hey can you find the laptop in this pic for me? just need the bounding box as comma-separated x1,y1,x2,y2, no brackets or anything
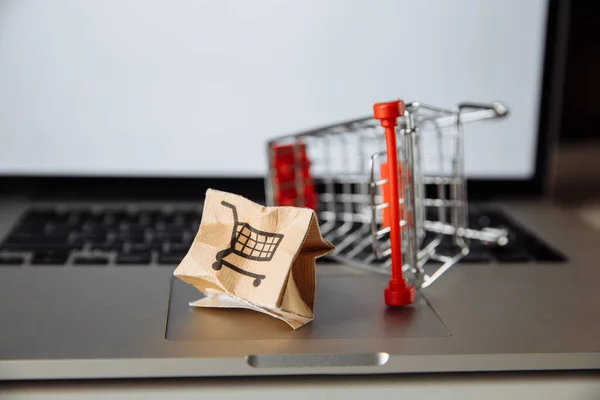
1,0,599,380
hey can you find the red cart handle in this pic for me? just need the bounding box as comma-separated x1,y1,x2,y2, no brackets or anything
373,100,416,307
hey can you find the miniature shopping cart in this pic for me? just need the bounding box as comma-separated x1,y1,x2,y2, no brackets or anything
212,201,284,287
265,99,509,305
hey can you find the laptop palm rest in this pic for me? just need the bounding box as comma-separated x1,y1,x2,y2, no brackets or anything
166,271,450,341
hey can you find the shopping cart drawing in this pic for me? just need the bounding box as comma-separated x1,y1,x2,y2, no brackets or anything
212,201,284,287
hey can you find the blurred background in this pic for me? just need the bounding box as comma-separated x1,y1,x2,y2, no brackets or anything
0,0,546,179
554,0,600,208
0,0,598,208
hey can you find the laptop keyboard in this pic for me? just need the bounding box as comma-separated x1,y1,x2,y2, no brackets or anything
462,208,566,263
0,206,565,266
0,208,201,266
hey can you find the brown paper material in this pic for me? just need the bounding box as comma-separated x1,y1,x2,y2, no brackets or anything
174,189,334,330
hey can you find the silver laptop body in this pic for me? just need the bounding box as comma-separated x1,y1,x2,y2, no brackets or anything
2,0,599,380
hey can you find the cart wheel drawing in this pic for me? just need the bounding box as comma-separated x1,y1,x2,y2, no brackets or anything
211,201,284,288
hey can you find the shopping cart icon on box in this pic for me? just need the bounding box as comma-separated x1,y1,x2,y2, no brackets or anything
212,201,284,287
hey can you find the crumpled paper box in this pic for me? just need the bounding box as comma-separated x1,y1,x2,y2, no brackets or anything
174,189,334,329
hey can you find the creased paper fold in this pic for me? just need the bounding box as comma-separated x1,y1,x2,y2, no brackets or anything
174,189,334,329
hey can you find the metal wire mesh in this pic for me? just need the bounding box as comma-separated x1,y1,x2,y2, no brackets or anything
266,101,509,288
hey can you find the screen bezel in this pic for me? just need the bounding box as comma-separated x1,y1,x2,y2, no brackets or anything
0,0,565,201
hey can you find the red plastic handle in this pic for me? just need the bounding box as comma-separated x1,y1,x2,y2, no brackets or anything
373,100,415,307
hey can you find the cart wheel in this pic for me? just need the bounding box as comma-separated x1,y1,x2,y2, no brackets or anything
253,278,261,287
212,261,222,271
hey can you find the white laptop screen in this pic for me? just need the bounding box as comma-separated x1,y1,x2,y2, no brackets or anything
0,0,548,179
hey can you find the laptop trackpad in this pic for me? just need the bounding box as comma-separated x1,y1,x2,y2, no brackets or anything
166,271,450,340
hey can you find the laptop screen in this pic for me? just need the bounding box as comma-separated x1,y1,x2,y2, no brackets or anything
0,0,548,179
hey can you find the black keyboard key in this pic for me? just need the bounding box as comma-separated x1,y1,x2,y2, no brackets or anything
167,243,191,254
80,233,109,244
158,253,186,265
116,232,146,243
117,218,150,232
162,211,184,225
116,253,152,265
99,239,126,252
72,256,109,266
185,210,202,219
31,251,69,265
45,224,71,237
45,232,71,242
108,210,131,222
3,231,76,245
80,210,106,223
188,222,201,231
62,210,83,226
0,242,81,252
51,211,72,223
118,222,147,232
2,233,42,244
154,231,185,242
80,222,109,234
0,255,25,265
11,225,46,236
123,243,153,254
136,210,162,226
139,238,166,251
185,211,202,229
98,215,114,228
90,242,121,252
20,210,57,225
129,235,152,244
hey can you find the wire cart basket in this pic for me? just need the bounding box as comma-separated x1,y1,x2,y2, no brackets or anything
212,201,284,287
265,99,510,305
